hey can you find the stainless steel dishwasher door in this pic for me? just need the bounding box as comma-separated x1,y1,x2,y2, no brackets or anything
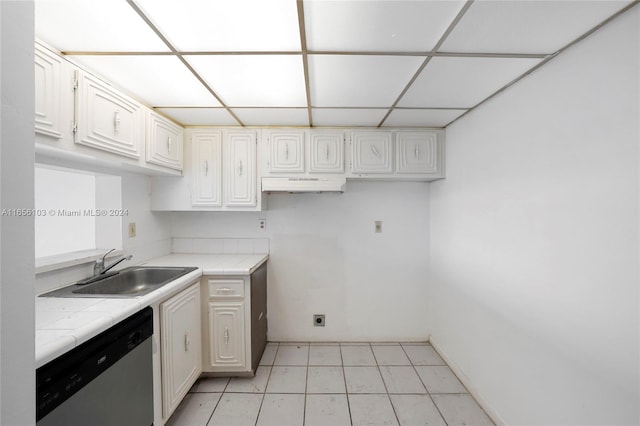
37,338,153,426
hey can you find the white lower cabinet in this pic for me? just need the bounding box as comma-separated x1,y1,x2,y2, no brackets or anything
160,283,202,419
208,302,245,367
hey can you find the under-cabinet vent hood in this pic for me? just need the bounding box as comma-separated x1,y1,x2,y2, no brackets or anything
262,177,346,193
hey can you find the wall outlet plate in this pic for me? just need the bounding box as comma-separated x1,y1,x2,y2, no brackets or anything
313,314,325,327
259,218,266,230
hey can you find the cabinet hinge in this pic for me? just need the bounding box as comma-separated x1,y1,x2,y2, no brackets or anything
72,70,79,91
72,123,77,134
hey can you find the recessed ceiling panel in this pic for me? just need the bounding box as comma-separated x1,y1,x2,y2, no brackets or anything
312,109,388,127
35,0,168,51
309,55,425,107
232,108,309,126
186,55,307,107
399,56,541,108
383,109,467,127
155,108,239,126
69,55,221,107
440,0,632,53
304,0,466,52
135,0,301,51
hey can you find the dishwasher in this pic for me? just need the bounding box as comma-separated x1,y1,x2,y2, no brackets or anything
36,307,154,426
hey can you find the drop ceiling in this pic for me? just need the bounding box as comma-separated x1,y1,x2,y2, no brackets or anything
35,0,636,128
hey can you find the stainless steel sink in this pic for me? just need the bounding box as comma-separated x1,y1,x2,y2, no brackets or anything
40,266,198,298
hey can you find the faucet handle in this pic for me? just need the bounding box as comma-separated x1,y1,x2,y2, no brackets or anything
99,248,116,263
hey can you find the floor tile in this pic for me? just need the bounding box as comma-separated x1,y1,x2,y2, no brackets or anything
398,342,431,346
167,393,221,426
401,345,446,366
380,366,427,394
190,377,229,393
305,394,351,426
415,366,467,393
349,394,399,426
371,342,400,346
256,394,305,426
431,394,494,425
265,366,307,393
390,394,446,426
226,366,271,393
309,345,342,366
339,341,370,346
341,345,377,366
344,367,387,394
307,366,346,393
207,393,262,426
259,344,278,366
274,344,309,366
372,345,411,365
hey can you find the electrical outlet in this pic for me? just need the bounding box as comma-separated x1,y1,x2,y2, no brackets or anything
128,222,136,238
313,314,325,327
375,220,382,233
259,218,266,231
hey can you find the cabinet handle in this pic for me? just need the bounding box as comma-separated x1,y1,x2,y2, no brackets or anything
167,137,172,153
238,160,243,176
414,145,420,158
370,144,379,158
204,160,209,176
325,144,330,160
284,143,289,160
216,287,233,294
224,328,229,345
184,332,190,351
113,111,121,134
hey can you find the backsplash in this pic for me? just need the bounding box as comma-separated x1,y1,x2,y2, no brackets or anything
172,238,270,255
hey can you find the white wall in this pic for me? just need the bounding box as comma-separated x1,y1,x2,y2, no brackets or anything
0,2,35,424
171,181,430,341
428,8,639,426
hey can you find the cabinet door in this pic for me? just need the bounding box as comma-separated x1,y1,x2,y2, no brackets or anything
161,284,202,419
351,131,393,174
146,110,183,170
396,131,440,174
191,131,222,207
268,130,305,173
208,302,246,368
34,43,64,139
224,130,256,207
309,131,344,173
76,71,142,159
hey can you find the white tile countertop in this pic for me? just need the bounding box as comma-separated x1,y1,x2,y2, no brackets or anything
35,253,268,368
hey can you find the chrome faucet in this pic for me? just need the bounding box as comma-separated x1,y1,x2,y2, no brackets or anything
77,249,133,285
94,249,133,275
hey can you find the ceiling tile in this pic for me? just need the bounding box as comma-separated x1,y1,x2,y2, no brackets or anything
309,55,425,107
186,55,307,107
232,108,309,126
304,0,466,52
155,108,239,126
69,55,220,107
135,0,300,51
312,109,388,127
35,0,168,51
440,0,632,53
383,109,467,127
399,56,542,108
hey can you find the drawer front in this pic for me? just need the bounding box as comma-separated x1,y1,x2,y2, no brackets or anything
208,279,244,299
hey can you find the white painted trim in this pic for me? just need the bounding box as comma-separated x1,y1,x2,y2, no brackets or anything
429,336,505,426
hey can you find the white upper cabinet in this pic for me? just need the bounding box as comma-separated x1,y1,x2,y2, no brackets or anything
191,130,222,207
267,130,305,173
309,131,344,173
76,70,143,159
350,131,393,174
35,43,66,140
224,130,257,207
396,131,441,174
146,110,183,170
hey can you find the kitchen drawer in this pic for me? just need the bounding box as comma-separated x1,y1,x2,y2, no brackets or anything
208,279,244,299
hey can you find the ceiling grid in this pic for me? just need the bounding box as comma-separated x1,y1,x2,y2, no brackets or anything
33,0,638,128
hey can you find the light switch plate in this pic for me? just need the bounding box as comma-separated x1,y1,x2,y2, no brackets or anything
128,222,136,238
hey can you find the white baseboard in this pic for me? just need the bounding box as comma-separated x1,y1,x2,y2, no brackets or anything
429,336,506,426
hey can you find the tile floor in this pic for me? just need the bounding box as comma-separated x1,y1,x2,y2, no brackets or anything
167,342,494,426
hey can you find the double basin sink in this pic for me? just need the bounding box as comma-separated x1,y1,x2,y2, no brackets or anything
40,266,198,298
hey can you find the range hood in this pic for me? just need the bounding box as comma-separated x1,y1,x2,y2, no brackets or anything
261,177,346,193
